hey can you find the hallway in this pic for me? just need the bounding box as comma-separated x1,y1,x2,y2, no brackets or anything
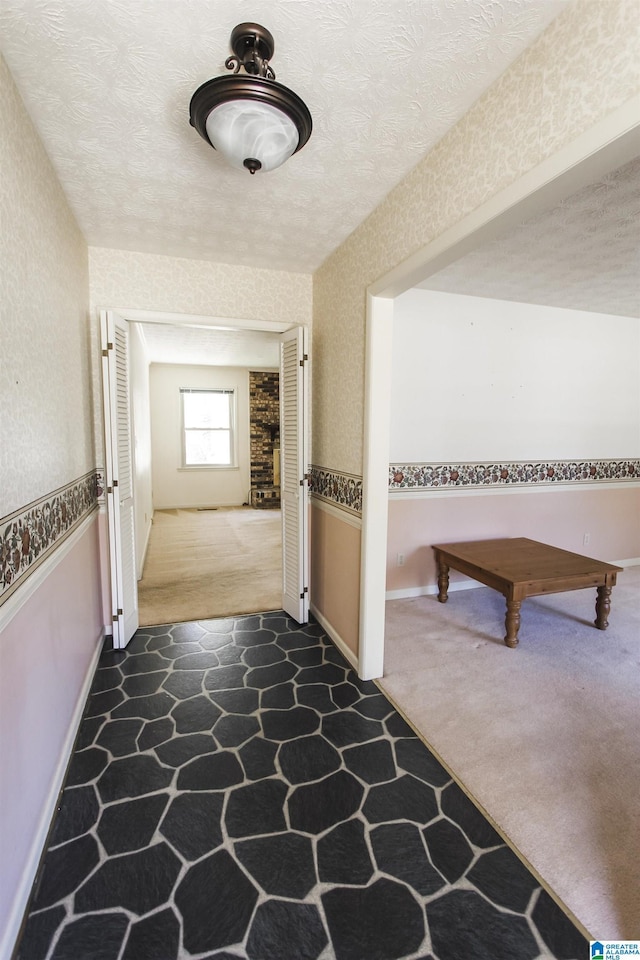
16,614,587,960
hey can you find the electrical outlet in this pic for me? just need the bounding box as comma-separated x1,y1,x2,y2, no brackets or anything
583,533,590,546
397,553,405,567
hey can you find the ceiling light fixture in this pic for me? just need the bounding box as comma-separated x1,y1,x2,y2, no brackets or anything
189,22,312,175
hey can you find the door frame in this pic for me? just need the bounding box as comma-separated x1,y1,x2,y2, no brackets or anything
114,309,292,336
360,100,640,680
100,308,306,635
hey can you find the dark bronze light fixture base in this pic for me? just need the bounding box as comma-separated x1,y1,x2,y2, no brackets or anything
229,23,275,70
189,22,312,173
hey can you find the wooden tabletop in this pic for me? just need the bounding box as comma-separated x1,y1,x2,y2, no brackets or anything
432,538,622,587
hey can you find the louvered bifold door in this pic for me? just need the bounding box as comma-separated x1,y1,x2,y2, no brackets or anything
101,310,139,648
280,326,309,623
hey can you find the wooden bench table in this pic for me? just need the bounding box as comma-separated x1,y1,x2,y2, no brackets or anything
432,538,622,648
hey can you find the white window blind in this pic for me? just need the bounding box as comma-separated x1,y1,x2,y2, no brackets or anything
180,388,235,467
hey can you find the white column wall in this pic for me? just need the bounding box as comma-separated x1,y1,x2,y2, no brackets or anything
129,324,153,576
390,289,640,463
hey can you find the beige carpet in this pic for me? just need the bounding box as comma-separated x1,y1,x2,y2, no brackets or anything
381,565,640,941
138,507,282,626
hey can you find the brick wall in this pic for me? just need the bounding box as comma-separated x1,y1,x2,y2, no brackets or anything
249,372,279,505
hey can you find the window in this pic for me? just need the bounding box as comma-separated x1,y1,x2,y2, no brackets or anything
181,388,235,467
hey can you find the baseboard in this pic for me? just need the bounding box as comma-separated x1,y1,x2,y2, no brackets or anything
1,629,105,960
310,604,359,674
386,579,481,601
153,502,246,511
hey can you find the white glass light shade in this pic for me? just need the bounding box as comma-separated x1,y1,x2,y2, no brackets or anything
205,100,299,172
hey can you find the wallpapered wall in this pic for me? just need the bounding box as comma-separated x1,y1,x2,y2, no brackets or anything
88,247,313,475
0,55,104,959
0,53,93,519
312,0,640,477
89,247,312,326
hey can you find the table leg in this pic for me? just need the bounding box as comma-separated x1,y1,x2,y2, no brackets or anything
436,555,449,603
504,600,521,648
595,585,612,630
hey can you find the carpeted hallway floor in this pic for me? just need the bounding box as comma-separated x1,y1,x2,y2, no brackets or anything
15,613,587,960
138,508,282,626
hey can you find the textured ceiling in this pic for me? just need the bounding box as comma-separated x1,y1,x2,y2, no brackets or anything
141,152,640,367
419,154,640,318
0,0,567,273
139,323,279,369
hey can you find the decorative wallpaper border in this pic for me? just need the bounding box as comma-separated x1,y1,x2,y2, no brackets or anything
310,466,363,516
389,460,640,491
1,471,101,605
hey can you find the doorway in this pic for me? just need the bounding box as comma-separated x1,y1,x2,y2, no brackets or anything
359,110,640,680
132,320,281,626
102,311,309,644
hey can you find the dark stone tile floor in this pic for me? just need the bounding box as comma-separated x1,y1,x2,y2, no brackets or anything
15,613,588,960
